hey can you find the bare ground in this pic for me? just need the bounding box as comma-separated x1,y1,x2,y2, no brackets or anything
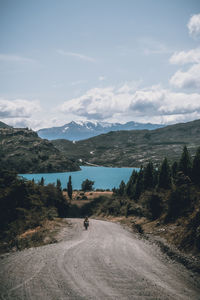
1,218,200,300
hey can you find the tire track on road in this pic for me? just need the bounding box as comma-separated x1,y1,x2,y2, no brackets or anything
0,219,200,300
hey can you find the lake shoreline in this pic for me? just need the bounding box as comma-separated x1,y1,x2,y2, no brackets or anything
20,166,138,190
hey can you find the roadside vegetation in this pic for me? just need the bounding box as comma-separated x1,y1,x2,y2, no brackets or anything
0,170,106,253
82,146,200,254
0,170,69,253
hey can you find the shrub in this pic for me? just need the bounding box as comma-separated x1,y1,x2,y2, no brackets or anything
81,179,94,191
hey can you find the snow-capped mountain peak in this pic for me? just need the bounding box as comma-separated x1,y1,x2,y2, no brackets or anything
37,120,165,141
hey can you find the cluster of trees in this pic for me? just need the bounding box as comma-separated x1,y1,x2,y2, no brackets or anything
0,170,69,243
114,146,200,221
66,177,95,199
81,179,94,192
0,169,96,250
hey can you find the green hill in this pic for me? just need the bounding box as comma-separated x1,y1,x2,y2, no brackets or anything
52,119,200,167
0,121,12,128
0,127,80,173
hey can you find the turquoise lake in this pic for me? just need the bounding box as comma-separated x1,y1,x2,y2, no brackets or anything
20,166,138,190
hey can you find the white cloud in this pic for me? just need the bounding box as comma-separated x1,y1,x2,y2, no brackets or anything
169,48,200,65
58,84,200,124
0,115,70,131
188,14,200,38
0,99,41,118
60,87,120,120
117,80,143,93
139,37,173,55
170,64,200,89
99,76,106,81
57,49,96,63
169,14,200,90
0,53,36,63
1,118,39,129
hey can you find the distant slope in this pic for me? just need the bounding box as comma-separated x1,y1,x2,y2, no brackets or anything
0,127,80,173
37,120,165,141
0,121,12,128
52,119,200,167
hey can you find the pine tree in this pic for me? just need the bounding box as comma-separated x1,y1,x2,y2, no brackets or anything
192,147,200,185
56,179,62,191
40,177,44,186
134,167,144,200
147,194,163,220
126,170,138,198
118,180,126,196
171,161,178,179
143,162,154,190
67,176,73,199
179,146,192,177
153,168,159,187
158,158,171,189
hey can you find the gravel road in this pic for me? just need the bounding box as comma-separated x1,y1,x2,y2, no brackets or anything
1,219,200,300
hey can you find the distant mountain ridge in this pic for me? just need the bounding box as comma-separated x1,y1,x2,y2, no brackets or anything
52,118,200,167
37,121,165,140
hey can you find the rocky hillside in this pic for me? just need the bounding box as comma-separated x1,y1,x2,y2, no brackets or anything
0,127,80,173
52,119,200,167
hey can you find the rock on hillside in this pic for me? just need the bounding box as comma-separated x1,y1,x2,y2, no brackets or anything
0,127,80,173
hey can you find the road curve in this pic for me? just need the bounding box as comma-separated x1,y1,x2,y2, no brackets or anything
0,219,200,300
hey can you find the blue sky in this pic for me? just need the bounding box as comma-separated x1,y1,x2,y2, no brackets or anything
1,0,200,129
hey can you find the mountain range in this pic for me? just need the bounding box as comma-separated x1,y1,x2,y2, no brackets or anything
52,118,200,167
37,121,165,141
1,118,200,171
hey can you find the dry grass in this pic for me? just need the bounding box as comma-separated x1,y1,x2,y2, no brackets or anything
18,226,41,239
0,219,72,254
63,191,113,208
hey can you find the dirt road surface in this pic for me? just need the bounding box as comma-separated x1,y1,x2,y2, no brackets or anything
1,219,200,300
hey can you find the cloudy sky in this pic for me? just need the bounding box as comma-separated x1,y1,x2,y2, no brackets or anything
1,0,200,129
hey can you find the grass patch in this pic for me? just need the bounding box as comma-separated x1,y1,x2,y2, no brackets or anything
0,218,71,254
